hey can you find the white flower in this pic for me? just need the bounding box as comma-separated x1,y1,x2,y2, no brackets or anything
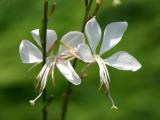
77,17,142,109
19,29,85,105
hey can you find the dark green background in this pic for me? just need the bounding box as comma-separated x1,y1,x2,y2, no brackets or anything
0,0,160,120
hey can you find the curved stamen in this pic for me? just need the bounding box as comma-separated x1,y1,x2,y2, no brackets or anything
95,55,117,109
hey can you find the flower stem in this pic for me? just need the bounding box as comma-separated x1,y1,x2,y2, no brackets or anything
81,0,93,32
40,0,48,120
61,82,72,120
60,1,94,120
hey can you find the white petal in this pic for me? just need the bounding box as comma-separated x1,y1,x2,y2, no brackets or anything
77,43,94,63
19,40,42,63
31,29,57,51
56,60,81,85
46,29,57,52
31,29,41,47
104,51,142,71
99,22,128,55
85,17,102,53
59,31,85,54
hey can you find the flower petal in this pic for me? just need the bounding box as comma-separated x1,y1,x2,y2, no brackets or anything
31,29,41,47
104,51,142,71
46,29,57,52
19,40,42,63
31,29,57,51
85,17,102,53
56,60,81,85
77,43,94,63
99,22,128,55
59,31,85,54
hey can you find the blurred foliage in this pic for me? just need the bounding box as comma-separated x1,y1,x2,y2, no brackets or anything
0,0,160,120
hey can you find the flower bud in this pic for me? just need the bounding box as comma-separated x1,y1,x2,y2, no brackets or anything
96,0,102,5
49,2,56,17
113,0,122,6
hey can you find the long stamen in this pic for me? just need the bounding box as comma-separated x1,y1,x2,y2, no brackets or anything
95,55,117,110
33,60,52,105
29,92,43,106
36,63,48,91
51,60,56,87
27,62,41,73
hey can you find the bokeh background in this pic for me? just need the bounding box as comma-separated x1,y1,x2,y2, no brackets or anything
0,0,160,120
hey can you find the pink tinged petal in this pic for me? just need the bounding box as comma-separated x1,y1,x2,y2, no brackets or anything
59,31,85,54
85,17,102,53
31,29,57,51
56,60,81,85
104,51,142,71
99,22,128,55
77,43,94,63
19,40,42,64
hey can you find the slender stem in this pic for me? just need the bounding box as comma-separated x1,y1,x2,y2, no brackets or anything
81,0,93,32
40,0,48,120
60,1,94,120
61,83,72,120
60,59,77,120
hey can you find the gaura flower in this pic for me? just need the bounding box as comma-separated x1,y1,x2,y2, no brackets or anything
19,29,85,105
19,29,57,64
77,17,142,109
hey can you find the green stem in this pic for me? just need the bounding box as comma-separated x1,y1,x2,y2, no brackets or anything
40,0,48,120
81,0,93,32
60,1,94,120
61,82,72,120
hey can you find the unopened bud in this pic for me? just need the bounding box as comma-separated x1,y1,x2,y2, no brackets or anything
113,0,122,6
96,0,102,5
49,2,56,17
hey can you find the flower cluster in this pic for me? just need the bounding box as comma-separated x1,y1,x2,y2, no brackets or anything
19,17,142,108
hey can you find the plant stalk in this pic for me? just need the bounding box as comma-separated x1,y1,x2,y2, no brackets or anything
60,1,94,120
40,0,48,120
